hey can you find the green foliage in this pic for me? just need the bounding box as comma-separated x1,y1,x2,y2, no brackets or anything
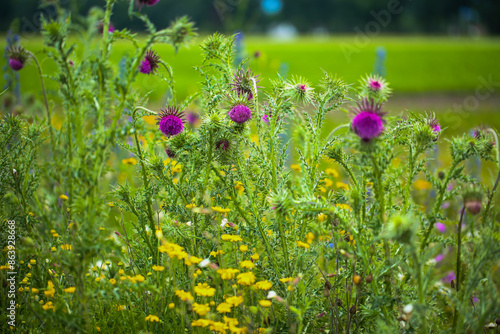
1,1,499,333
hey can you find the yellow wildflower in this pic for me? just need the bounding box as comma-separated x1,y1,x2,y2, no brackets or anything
414,179,432,190
336,203,352,211
145,315,160,322
280,277,294,283
259,300,272,307
109,278,117,285
152,265,165,272
216,302,233,313
221,234,243,243
212,206,231,214
60,244,72,251
296,241,310,249
217,268,240,280
193,303,210,316
194,283,215,297
175,289,194,301
323,178,334,187
290,164,301,172
239,245,249,252
250,253,259,261
336,182,349,190
42,301,55,311
255,280,273,290
186,203,196,209
122,157,137,165
31,288,39,294
236,272,256,286
168,303,175,309
225,295,244,307
192,319,213,327
234,182,245,195
210,321,229,333
318,213,327,222
64,287,76,293
239,260,255,269
325,168,339,177
59,194,69,200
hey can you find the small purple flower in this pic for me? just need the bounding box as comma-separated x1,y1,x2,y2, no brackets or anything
186,112,199,125
228,104,252,124
443,271,456,283
108,24,116,33
435,222,446,233
434,254,445,262
139,49,161,75
351,99,386,142
441,202,450,209
254,51,261,58
156,106,185,137
262,114,270,124
472,296,479,305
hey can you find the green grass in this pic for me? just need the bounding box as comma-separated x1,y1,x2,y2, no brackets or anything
1,35,500,103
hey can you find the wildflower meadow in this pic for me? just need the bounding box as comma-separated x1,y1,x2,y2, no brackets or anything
1,0,500,333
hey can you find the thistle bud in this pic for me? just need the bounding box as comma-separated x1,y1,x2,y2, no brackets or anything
495,317,500,326
336,298,342,306
365,273,373,283
464,188,483,216
450,279,456,289
438,171,445,180
7,46,28,71
350,305,357,315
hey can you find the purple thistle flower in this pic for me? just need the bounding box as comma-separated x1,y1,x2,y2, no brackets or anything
368,78,383,91
350,99,386,142
156,106,185,137
472,296,479,304
228,104,252,124
139,49,161,75
435,222,446,233
135,0,159,9
7,46,28,71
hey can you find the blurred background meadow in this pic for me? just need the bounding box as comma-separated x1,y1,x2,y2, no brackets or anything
1,0,500,184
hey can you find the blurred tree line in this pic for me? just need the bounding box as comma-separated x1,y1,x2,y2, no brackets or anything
1,0,499,35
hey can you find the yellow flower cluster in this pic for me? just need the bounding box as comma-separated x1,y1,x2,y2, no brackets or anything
152,265,165,272
210,250,225,257
158,242,188,260
306,232,315,244
42,301,55,311
60,244,72,251
279,277,294,283
212,206,231,214
185,256,202,266
296,241,310,249
340,230,356,245
221,234,243,243
145,315,160,322
254,280,272,290
44,281,55,298
336,203,352,211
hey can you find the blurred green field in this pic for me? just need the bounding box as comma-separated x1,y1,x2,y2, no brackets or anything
2,35,500,100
